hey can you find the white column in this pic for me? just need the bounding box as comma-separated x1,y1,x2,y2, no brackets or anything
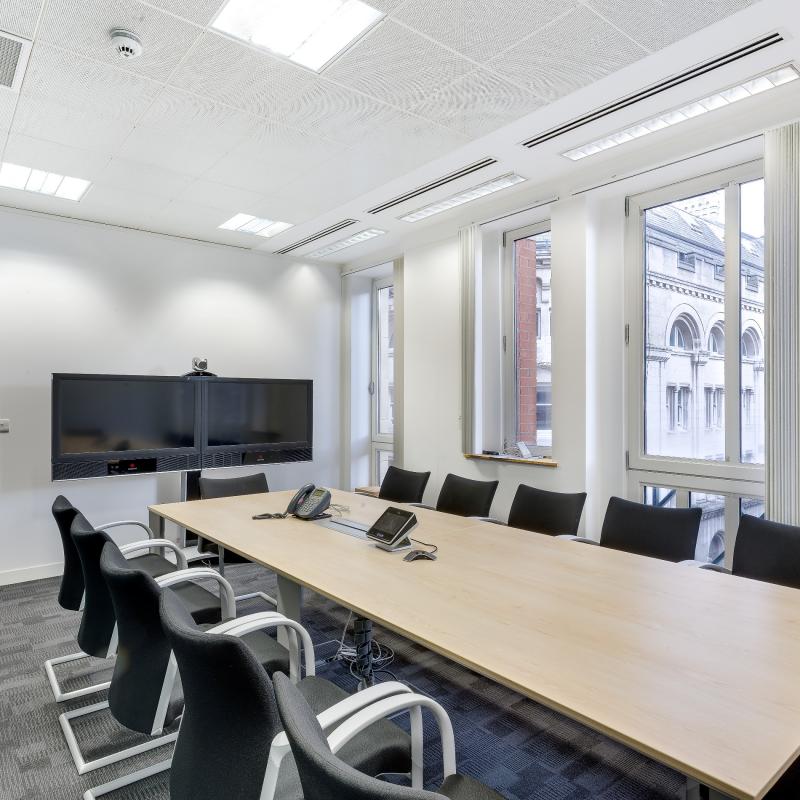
765,123,800,523
459,224,480,455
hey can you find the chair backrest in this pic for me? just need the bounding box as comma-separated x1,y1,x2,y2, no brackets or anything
507,484,587,536
273,672,440,800
435,474,499,518
198,472,269,499
159,589,282,800
600,496,701,563
100,541,174,734
71,513,117,658
378,466,431,504
52,495,83,611
732,515,800,589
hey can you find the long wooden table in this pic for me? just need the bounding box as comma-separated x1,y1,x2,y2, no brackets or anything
149,489,800,800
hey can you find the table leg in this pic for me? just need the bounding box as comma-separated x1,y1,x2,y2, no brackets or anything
684,779,732,800
353,616,374,690
217,546,226,578
277,575,303,668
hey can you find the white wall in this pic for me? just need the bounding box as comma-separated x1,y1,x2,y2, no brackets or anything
0,207,341,584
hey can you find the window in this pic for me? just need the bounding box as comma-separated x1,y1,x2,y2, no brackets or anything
705,387,723,429
503,223,552,456
669,317,695,350
371,279,394,483
708,323,724,355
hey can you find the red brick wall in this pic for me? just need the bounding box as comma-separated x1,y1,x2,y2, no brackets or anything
515,238,538,445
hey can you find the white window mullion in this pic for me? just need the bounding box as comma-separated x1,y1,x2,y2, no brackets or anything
723,181,741,465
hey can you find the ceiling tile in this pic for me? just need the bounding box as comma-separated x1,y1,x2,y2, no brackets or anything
155,198,261,245
22,43,162,120
411,68,544,138
586,0,757,52
0,91,17,131
117,126,231,176
75,183,173,227
98,157,194,199
203,122,344,194
325,19,473,110
367,0,408,12
12,95,136,153
3,131,111,177
0,0,43,39
487,5,648,101
175,178,265,213
142,0,224,26
169,32,315,119
393,0,578,64
37,0,203,83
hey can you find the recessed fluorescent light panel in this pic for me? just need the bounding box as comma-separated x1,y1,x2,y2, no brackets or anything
219,213,294,238
399,173,526,223
212,0,384,72
563,65,800,161
0,162,91,200
308,228,385,258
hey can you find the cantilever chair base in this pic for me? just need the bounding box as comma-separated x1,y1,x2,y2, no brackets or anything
82,757,172,800
45,651,112,703
60,700,178,776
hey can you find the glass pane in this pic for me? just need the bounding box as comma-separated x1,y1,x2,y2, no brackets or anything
376,285,394,437
690,492,726,564
376,448,393,484
642,485,677,507
514,230,551,449
644,189,726,460
740,496,765,519
740,179,765,464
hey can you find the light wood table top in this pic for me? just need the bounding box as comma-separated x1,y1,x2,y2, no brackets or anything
150,489,800,800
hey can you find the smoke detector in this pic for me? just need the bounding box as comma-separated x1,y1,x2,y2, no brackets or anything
110,29,143,59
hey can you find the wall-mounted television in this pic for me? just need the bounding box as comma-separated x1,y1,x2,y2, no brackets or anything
51,373,313,480
202,378,313,468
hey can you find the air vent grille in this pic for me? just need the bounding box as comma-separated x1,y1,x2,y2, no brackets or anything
367,158,498,215
0,32,31,92
522,32,784,149
275,219,359,255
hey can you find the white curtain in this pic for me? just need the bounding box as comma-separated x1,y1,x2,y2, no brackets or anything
765,123,800,523
459,224,481,455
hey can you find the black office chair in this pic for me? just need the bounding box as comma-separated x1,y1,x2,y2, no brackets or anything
414,473,499,518
273,671,506,800
45,501,188,703
505,484,587,535
195,472,277,607
563,496,701,563
378,466,431,504
159,589,413,800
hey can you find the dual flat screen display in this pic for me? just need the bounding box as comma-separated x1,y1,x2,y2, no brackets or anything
52,375,312,460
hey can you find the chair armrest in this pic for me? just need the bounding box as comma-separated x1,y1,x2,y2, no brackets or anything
471,517,506,525
156,568,236,621
557,535,600,545
315,681,413,732
97,520,155,539
206,611,315,682
408,503,435,510
327,693,457,789
118,539,188,570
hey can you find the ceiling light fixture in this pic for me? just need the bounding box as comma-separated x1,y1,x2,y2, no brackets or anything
219,213,294,238
562,65,799,161
0,162,91,200
399,173,527,223
308,228,386,258
212,0,384,72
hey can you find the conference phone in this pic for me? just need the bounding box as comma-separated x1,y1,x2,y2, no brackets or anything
253,484,332,521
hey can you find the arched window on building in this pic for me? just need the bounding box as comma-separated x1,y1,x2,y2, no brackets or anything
669,315,696,351
708,323,725,355
741,327,761,359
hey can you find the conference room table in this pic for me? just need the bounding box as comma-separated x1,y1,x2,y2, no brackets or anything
148,489,800,800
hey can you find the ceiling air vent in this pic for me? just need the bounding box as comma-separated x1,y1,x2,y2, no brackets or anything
274,219,359,255
521,32,784,149
367,157,498,215
0,31,32,92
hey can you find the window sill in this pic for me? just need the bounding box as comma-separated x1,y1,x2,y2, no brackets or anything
464,453,558,468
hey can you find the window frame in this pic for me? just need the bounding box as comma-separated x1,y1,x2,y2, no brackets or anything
625,162,765,485
370,276,394,482
501,220,553,457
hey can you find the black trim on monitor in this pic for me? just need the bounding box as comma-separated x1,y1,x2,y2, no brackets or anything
200,377,313,468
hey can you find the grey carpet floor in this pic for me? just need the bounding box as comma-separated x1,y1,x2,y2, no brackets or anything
0,564,685,799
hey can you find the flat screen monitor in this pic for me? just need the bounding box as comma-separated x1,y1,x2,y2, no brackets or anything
52,374,201,479
204,378,313,459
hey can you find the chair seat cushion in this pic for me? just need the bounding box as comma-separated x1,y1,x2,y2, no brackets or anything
171,582,222,625
440,774,505,800
128,552,177,579
239,630,290,676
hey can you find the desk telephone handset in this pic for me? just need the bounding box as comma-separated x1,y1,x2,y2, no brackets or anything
286,484,331,520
